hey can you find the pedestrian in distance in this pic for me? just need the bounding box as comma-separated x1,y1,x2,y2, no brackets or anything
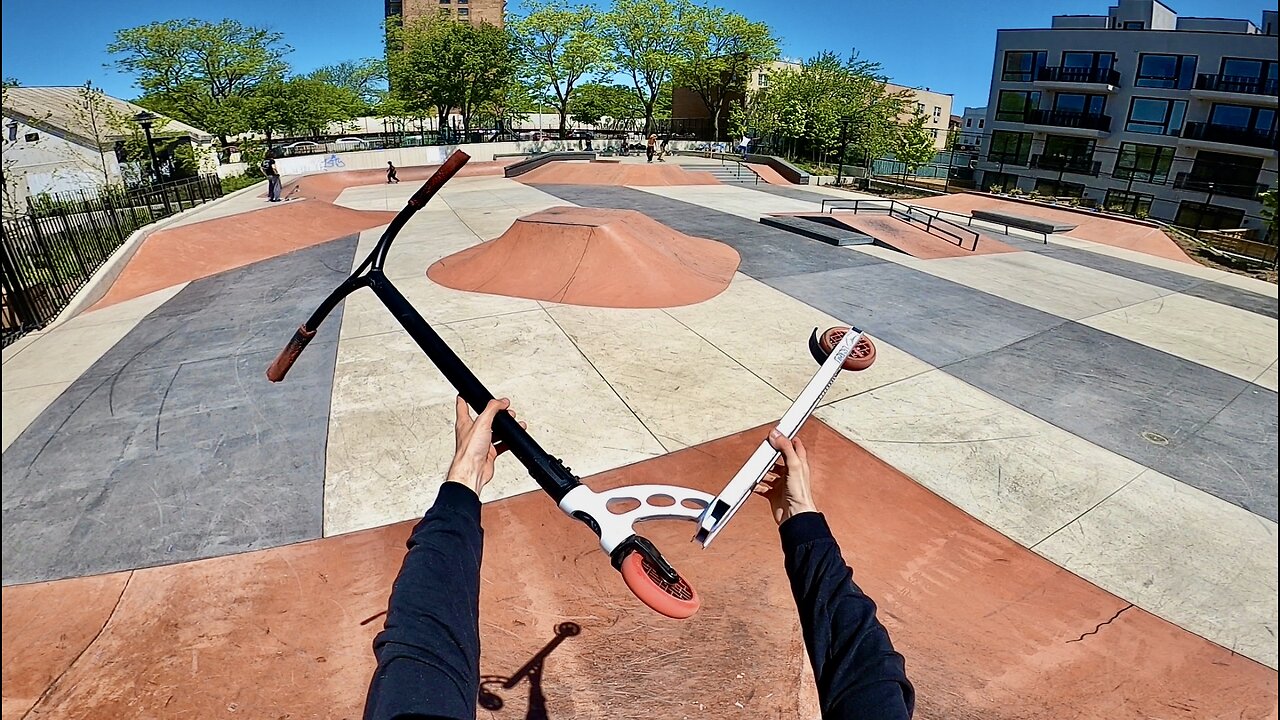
646,134,658,163
264,156,282,202
362,398,915,720
387,162,400,184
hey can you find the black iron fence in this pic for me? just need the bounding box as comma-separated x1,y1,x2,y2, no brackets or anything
2,175,223,346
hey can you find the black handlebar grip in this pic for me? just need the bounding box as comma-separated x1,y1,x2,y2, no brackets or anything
266,325,317,382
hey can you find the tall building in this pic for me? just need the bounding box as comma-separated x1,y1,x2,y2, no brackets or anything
977,0,1277,232
385,0,506,27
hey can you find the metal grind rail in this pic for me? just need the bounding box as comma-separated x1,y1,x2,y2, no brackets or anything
820,198,981,251
820,198,1050,245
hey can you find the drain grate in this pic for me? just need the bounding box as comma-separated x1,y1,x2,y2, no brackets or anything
1141,431,1169,445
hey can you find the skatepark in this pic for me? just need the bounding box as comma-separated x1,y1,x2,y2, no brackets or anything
2,153,1277,718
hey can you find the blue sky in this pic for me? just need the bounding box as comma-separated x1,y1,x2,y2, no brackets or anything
1,0,1267,110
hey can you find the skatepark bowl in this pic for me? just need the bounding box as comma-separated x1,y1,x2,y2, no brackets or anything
2,154,1277,719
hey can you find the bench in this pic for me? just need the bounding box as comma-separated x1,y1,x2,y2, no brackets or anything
971,209,1076,234
503,151,597,178
760,216,875,247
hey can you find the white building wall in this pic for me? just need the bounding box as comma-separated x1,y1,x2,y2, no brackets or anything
2,115,123,210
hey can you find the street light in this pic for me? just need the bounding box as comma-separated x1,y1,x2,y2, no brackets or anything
133,110,161,183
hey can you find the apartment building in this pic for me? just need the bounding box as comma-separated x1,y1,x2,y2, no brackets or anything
957,106,987,150
977,0,1277,232
386,0,506,26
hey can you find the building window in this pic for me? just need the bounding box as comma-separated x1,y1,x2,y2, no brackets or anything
1123,21,1145,29
983,171,1019,191
1174,201,1245,230
1053,93,1106,115
24,132,38,142
1135,54,1197,89
1114,142,1176,183
1209,103,1276,132
1061,51,1115,72
975,137,982,146
978,119,984,128
458,7,469,14
1125,97,1187,135
1220,57,1273,81
996,90,1040,121
1103,190,1154,216
1042,135,1096,160
987,130,1033,165
933,106,942,120
1003,50,1047,82
1033,178,1085,197
965,118,972,128
758,73,768,87
1184,150,1265,198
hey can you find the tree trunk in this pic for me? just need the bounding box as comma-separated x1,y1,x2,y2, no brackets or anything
558,102,569,140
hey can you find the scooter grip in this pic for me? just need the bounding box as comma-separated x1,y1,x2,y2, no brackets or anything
266,325,317,382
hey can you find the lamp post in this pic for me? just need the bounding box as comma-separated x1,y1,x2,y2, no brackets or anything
133,111,160,183
834,117,852,187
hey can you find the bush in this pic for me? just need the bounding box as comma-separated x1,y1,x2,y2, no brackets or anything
221,174,264,194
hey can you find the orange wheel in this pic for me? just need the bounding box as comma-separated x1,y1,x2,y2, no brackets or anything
619,552,700,619
819,327,876,371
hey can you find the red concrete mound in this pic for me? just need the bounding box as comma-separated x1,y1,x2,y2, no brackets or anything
746,162,791,185
515,161,720,186
275,160,510,204
3,422,1275,719
90,201,397,311
914,192,1196,264
427,206,740,308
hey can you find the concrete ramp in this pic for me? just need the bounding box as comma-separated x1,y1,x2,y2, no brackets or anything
516,162,720,186
427,206,739,308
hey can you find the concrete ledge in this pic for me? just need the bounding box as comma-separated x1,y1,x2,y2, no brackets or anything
673,150,810,185
972,209,1077,234
760,215,875,247
503,151,597,178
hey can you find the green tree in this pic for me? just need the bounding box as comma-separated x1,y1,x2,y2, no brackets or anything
673,5,778,141
307,58,387,109
736,51,909,166
387,16,518,137
510,1,611,138
237,76,362,142
602,0,693,135
107,19,291,142
568,82,643,126
1260,188,1278,245
892,109,937,178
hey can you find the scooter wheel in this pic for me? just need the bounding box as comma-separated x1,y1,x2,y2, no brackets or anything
619,552,700,619
819,327,876,371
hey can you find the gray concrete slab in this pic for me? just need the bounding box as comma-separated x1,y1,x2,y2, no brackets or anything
1,236,358,584
766,264,1069,367
949,322,1277,521
531,184,884,278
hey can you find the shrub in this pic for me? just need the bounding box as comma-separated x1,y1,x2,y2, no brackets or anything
221,174,264,194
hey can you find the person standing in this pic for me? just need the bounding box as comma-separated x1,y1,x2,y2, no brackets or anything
387,161,400,184
646,134,658,163
658,134,670,162
265,156,282,202
738,134,753,160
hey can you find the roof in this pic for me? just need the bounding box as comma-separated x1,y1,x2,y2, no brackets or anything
2,86,213,147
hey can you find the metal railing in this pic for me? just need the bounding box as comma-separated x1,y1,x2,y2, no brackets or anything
1036,66,1122,86
1024,109,1112,132
818,198,982,251
819,197,1051,245
1029,153,1102,176
1194,74,1280,97
719,155,761,185
2,175,223,346
1180,122,1278,149
1172,172,1267,200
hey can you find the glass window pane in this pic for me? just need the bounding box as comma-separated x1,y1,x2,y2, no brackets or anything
1055,94,1085,113
1063,52,1093,68
1222,58,1263,78
1167,101,1185,132
1130,99,1167,122
1211,104,1252,127
1256,108,1276,131
1140,55,1175,77
1177,56,1197,89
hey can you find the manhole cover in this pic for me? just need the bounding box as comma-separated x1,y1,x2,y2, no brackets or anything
1141,431,1169,445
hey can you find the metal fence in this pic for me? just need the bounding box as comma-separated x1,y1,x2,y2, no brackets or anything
2,175,223,347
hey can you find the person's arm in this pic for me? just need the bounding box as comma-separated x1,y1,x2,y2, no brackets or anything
364,398,522,720
756,431,914,719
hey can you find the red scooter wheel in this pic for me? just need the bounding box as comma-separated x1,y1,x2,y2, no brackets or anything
819,327,876,371
619,552,701,619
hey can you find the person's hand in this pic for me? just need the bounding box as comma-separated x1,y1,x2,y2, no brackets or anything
754,429,818,526
445,397,523,496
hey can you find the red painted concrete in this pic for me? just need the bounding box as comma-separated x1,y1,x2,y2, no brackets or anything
3,422,1274,719
516,162,721,186
772,212,1018,259
275,161,510,204
428,206,740,308
90,201,397,311
914,193,1196,264
746,162,791,185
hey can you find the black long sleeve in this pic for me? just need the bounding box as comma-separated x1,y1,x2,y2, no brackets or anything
364,482,484,720
781,512,914,719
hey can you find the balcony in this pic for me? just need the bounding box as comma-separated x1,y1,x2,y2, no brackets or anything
1029,153,1102,176
982,153,1029,168
1022,109,1112,137
1035,66,1121,91
1192,74,1279,107
1173,172,1267,200
1179,122,1278,157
